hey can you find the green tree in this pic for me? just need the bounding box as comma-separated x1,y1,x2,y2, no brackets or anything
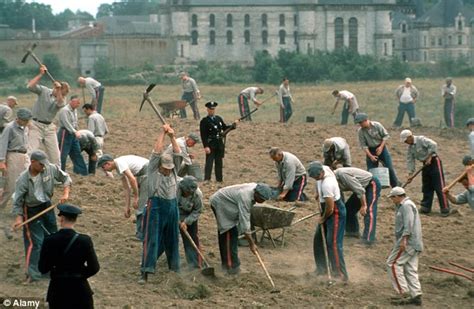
42,54,63,79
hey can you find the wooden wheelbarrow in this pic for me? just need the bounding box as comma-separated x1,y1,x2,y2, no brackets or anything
429,262,473,282
158,100,188,118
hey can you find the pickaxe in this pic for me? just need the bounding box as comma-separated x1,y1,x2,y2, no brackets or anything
21,43,56,82
139,84,167,124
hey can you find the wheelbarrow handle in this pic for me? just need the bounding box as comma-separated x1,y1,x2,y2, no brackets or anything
429,265,474,282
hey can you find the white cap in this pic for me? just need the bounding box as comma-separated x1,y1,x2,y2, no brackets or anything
388,186,406,197
400,129,413,142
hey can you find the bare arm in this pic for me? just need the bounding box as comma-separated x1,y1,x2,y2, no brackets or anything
320,196,335,223
27,65,46,89
121,175,132,218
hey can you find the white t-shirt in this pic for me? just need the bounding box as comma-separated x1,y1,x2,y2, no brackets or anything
317,166,341,203
114,155,149,176
400,87,413,103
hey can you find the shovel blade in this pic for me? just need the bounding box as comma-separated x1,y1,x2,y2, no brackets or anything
201,266,215,277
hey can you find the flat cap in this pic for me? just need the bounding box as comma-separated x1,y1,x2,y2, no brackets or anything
160,154,175,170
7,96,18,104
322,139,334,152
97,154,114,168
354,113,368,123
188,132,201,143
179,175,198,192
462,155,473,166
205,101,218,109
387,186,406,197
400,129,413,142
16,108,32,120
30,150,49,165
307,161,324,178
254,183,272,201
57,204,82,218
466,118,474,126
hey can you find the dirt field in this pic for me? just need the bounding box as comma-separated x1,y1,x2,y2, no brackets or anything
0,81,473,308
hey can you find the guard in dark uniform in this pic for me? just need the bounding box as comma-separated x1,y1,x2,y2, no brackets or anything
39,204,100,309
199,102,236,182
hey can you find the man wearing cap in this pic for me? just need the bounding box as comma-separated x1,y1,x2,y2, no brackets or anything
238,87,264,121
165,132,200,177
27,65,69,167
467,118,474,156
210,182,272,274
307,161,348,281
199,101,237,182
177,176,203,269
78,76,105,113
57,95,88,176
77,129,99,175
269,147,307,201
335,167,381,244
0,96,18,134
12,150,72,283
331,89,360,125
82,103,109,157
401,129,450,216
356,113,400,188
386,187,423,306
394,77,419,128
39,204,100,309
179,72,201,120
322,137,352,169
140,124,181,283
441,78,457,128
278,78,294,123
97,154,149,240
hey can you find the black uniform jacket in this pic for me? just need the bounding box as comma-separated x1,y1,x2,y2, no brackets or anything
200,115,234,155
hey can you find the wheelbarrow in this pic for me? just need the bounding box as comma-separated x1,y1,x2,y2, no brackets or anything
250,204,296,248
158,100,188,118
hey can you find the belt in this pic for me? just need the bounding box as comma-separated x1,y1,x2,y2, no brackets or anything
33,118,52,125
8,149,27,154
95,135,103,137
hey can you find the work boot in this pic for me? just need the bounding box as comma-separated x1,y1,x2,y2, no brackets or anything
419,206,430,214
138,272,148,284
440,209,451,217
391,295,422,306
345,232,360,238
227,267,240,275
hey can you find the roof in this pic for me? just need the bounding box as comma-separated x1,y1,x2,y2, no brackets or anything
98,16,161,35
391,10,415,30
417,0,474,27
187,0,396,5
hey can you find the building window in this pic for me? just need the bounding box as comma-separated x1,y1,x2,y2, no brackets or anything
244,14,250,27
431,37,435,46
458,35,462,45
294,31,298,44
402,37,407,49
262,30,268,44
402,52,406,61
458,20,463,30
262,14,267,27
424,51,427,62
423,36,427,47
227,14,233,27
191,30,198,45
209,30,215,45
401,23,406,33
335,17,344,49
438,38,442,46
244,30,250,44
349,17,358,52
209,14,215,27
279,14,285,26
279,30,286,44
294,14,298,27
384,42,388,56
448,35,452,45
227,30,233,44
180,44,183,57
192,14,198,28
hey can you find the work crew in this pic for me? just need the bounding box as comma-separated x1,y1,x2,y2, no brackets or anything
443,168,473,211
237,87,263,121
140,124,181,283
400,129,450,216
335,167,381,245
97,154,149,240
210,182,272,275
57,95,88,176
199,101,237,183
441,77,457,128
386,187,423,306
0,96,17,133
177,176,203,269
331,89,360,125
269,147,307,201
77,129,99,175
12,150,71,283
308,161,348,281
179,71,201,120
82,103,109,157
27,64,69,166
78,76,105,113
278,78,294,123
356,113,400,188
393,77,419,128
165,132,200,177
39,204,100,309
467,118,474,156
322,137,352,169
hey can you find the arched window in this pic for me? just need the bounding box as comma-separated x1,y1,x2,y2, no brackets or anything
294,14,298,26
458,20,463,30
262,30,268,44
209,30,215,45
279,30,286,44
279,14,285,26
401,23,406,33
244,14,250,27
227,14,233,27
244,30,250,44
191,30,198,45
294,31,298,45
349,17,358,52
192,14,198,28
335,17,344,49
209,14,215,27
262,14,267,27
227,30,233,44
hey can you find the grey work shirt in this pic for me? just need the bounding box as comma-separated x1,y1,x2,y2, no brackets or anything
323,137,352,166
0,121,28,161
441,84,456,100
86,111,109,137
335,167,373,198
58,104,78,134
210,183,257,234
12,164,72,215
84,77,101,99
177,183,203,225
0,104,14,130
182,77,200,94
406,135,437,174
28,85,66,122
453,186,474,210
395,85,419,101
147,151,178,199
240,87,259,102
276,151,306,191
278,83,293,106
358,121,389,149
394,197,423,252
77,130,99,153
165,137,192,167
336,90,359,113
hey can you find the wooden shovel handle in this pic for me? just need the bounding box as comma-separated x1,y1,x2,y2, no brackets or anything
181,228,210,267
444,170,467,191
254,249,276,289
14,203,57,230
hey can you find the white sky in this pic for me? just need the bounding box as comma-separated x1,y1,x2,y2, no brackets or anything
26,1,115,17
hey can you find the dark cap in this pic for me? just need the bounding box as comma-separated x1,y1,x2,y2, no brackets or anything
30,150,49,165
188,132,201,143
57,203,82,218
205,101,218,109
354,113,368,123
462,155,473,166
307,161,324,178
97,154,114,168
254,183,272,201
16,108,32,120
466,118,474,127
179,176,198,193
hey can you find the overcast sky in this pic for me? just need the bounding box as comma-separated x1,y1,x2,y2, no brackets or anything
26,0,114,16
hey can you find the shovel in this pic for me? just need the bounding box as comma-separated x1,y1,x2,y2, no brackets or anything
181,229,215,277
254,249,280,293
402,166,424,188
